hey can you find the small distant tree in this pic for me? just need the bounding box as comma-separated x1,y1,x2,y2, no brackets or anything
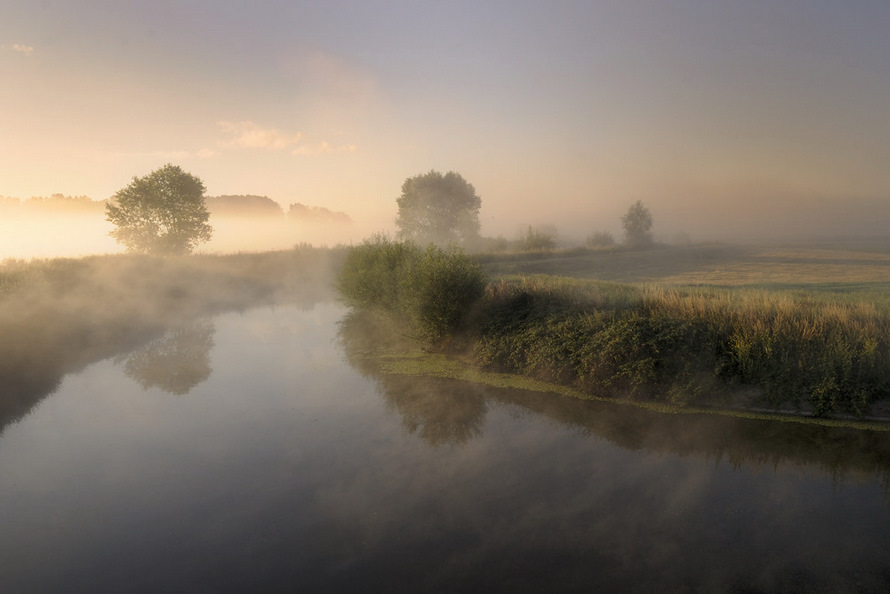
518,225,557,251
621,200,653,248
395,170,481,246
106,164,212,255
586,230,615,248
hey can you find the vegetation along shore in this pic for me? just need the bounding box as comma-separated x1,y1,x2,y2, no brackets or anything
338,237,890,421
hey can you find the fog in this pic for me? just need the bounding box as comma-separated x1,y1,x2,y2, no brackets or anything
2,192,890,261
0,211,372,260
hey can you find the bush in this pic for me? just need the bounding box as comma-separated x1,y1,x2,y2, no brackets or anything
337,235,419,311
337,237,486,342
517,225,557,251
586,231,615,248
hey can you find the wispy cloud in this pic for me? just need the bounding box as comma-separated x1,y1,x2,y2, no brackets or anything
217,120,357,155
292,142,358,156
218,121,303,150
102,148,218,162
11,44,35,57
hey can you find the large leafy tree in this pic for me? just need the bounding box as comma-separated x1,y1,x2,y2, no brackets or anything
395,170,481,246
106,164,213,255
621,200,653,248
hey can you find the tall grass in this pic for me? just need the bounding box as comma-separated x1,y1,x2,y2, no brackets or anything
473,276,890,415
643,285,890,414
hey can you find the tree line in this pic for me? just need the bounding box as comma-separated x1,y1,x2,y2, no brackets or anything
103,163,654,255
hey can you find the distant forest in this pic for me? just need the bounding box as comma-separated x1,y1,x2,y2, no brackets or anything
0,193,351,224
0,194,104,214
207,195,351,224
287,202,352,224
206,195,285,217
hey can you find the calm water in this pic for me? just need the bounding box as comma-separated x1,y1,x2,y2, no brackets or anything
2,303,890,592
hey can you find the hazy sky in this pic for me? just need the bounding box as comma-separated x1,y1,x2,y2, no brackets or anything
3,0,890,240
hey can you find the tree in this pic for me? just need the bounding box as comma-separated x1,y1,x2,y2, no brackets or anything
621,200,653,248
518,224,557,251
395,170,481,246
105,164,213,255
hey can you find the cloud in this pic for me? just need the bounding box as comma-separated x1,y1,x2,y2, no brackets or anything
218,121,303,150
102,148,218,162
11,44,34,57
292,142,358,156
216,120,356,155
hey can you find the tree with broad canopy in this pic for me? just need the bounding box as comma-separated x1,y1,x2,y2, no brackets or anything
395,170,481,247
105,164,213,255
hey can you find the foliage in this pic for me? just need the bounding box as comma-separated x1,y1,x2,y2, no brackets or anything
395,170,481,247
517,225,557,251
586,230,615,248
337,234,419,311
105,164,213,255
337,236,486,342
621,200,653,248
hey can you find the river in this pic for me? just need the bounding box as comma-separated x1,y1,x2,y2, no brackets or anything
1,302,889,592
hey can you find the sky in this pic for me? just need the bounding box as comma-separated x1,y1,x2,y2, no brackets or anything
2,0,890,244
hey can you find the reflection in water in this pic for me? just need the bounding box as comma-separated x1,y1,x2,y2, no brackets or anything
339,310,890,487
121,321,215,395
2,304,890,592
383,376,487,446
338,310,487,446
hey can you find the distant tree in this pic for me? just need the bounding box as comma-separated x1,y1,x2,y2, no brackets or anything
621,200,653,248
586,230,615,248
518,225,557,251
395,170,481,246
105,164,212,255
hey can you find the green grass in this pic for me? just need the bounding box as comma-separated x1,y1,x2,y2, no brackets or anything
477,243,890,286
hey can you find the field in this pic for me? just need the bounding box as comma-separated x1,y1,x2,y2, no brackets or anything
477,242,890,288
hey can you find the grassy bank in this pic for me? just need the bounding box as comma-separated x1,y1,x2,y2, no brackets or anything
339,239,890,418
474,276,890,416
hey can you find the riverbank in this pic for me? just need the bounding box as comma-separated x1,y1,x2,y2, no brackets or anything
338,239,890,420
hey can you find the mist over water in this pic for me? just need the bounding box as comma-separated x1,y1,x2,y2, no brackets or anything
0,213,372,260
2,303,889,592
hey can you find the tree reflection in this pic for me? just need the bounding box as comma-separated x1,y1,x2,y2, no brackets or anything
123,321,215,395
338,311,487,446
338,310,890,485
382,375,487,446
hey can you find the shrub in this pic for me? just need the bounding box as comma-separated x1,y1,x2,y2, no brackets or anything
404,245,487,341
586,231,615,248
337,235,418,311
337,237,486,343
517,225,557,251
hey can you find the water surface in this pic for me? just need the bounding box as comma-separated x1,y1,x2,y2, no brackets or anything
1,303,889,592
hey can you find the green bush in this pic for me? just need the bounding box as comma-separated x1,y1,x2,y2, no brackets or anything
337,235,419,311
337,237,486,342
